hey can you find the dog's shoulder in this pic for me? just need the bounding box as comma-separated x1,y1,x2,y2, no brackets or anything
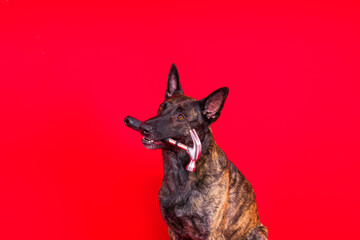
227,160,255,198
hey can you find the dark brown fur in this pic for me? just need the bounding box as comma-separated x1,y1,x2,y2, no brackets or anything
140,64,267,239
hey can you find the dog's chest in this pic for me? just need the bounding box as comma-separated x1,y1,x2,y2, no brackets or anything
158,150,224,238
159,187,210,239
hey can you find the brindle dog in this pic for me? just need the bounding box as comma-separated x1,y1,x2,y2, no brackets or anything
138,64,267,240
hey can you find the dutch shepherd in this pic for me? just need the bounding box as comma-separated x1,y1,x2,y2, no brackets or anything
125,64,268,240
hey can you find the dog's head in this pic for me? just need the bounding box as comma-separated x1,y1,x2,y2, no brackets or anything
140,64,228,150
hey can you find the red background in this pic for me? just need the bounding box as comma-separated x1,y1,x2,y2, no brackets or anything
1,0,359,239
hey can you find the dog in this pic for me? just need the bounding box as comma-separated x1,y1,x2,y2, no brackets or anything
135,64,267,239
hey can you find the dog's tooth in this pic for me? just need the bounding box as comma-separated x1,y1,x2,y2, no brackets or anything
143,137,155,143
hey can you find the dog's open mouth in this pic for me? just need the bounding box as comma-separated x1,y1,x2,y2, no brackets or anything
142,137,165,149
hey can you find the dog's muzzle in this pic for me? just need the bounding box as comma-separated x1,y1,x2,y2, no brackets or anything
124,116,202,172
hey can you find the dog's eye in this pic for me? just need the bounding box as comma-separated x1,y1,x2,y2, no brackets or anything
178,114,184,120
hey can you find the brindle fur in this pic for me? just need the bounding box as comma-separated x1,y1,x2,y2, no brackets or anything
139,64,267,240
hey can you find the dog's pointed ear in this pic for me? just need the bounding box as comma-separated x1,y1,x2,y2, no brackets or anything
200,87,229,124
165,63,183,99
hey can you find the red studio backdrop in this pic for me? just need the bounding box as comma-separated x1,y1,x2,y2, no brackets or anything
0,1,359,239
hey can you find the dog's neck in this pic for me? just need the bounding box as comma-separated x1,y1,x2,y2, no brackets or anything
161,127,228,193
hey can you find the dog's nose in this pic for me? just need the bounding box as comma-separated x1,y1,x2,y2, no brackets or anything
139,123,153,135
